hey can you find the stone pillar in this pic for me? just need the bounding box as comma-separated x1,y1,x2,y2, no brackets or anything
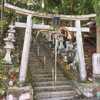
3,24,15,64
19,14,32,83
75,20,87,81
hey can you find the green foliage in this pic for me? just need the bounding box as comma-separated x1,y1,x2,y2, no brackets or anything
0,58,7,81
0,60,4,71
5,0,95,15
6,0,95,15
96,16,100,26
0,6,15,30
32,17,42,24
93,0,100,26
93,0,100,12
0,82,6,96
78,0,94,14
44,0,94,15
0,58,6,96
0,19,7,28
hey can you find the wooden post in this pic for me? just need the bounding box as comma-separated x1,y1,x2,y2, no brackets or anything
75,20,87,80
19,14,32,82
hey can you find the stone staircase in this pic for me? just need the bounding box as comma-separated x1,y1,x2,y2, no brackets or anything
28,39,78,100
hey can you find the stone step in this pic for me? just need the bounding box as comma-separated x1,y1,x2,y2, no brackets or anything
29,65,60,69
32,73,64,78
29,59,53,65
29,61,50,65
36,96,76,100
32,76,67,82
29,50,48,56
29,53,48,56
85,57,91,59
34,85,74,92
34,90,76,99
84,55,89,57
29,64,46,67
29,56,45,59
29,40,79,100
29,59,44,63
29,63,49,67
29,58,41,61
30,69,62,74
31,71,59,75
34,81,72,87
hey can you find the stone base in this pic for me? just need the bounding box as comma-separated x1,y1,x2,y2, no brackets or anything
6,85,33,100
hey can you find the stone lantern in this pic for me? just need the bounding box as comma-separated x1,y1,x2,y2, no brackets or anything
3,24,15,64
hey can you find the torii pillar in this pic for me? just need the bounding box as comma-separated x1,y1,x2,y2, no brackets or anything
65,19,89,81
19,14,32,83
75,20,87,81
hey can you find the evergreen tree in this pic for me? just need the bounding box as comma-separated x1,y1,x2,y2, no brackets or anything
93,0,100,52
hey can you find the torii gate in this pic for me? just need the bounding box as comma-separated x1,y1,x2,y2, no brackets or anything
4,3,53,83
4,3,96,82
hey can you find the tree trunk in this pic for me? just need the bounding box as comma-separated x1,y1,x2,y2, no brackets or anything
93,0,100,52
96,26,100,53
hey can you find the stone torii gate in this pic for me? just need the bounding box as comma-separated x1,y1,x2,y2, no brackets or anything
4,3,96,82
65,21,90,80
4,3,52,83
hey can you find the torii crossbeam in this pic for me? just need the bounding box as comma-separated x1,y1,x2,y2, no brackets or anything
15,22,52,30
4,3,96,20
